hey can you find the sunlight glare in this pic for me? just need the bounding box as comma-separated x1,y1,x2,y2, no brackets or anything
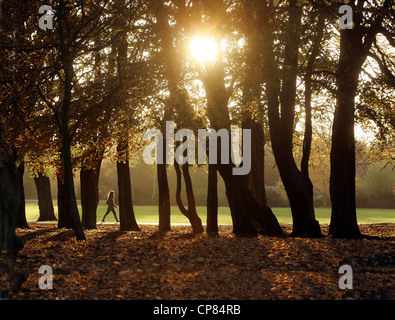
190,37,218,62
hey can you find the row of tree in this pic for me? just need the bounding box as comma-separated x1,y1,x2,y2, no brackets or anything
22,144,395,208
1,0,394,253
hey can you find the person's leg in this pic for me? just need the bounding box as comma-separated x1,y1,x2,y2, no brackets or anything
102,208,110,222
112,209,119,223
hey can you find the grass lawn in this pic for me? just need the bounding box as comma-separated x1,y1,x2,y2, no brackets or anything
25,201,394,224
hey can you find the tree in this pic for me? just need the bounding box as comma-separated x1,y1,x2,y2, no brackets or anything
57,176,72,228
237,0,269,209
260,0,322,237
78,34,108,230
189,0,283,237
157,142,172,232
152,1,204,233
0,150,24,254
300,8,326,181
0,0,44,294
74,0,148,231
117,140,140,231
80,154,103,229
329,0,393,238
34,172,57,221
108,2,151,232
0,0,44,241
36,0,133,239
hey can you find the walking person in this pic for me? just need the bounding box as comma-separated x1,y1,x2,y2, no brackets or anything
102,190,119,223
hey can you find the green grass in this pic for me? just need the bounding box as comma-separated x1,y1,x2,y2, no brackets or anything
25,201,394,224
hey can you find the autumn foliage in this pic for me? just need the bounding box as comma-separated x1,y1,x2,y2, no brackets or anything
3,223,392,300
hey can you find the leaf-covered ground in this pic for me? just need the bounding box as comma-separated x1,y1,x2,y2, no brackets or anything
5,223,395,300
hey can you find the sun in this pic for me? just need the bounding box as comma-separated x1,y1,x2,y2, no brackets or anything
190,37,218,62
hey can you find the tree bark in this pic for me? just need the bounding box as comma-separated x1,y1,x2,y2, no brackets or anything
81,159,102,229
57,35,85,240
274,149,320,237
157,139,171,232
329,86,361,238
152,2,183,233
240,1,268,210
242,118,267,208
174,161,204,234
0,150,24,254
55,1,85,240
63,154,86,240
57,176,71,229
261,0,321,237
15,162,29,229
329,0,389,238
34,172,56,221
301,12,325,178
182,163,204,233
116,140,140,231
59,139,86,240
0,150,25,298
201,42,283,237
206,163,218,237
329,27,365,239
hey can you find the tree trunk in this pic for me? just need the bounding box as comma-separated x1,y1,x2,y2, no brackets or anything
206,163,218,237
57,176,71,229
174,161,204,234
301,9,325,179
51,32,85,239
157,125,171,232
182,163,204,233
240,1,268,210
329,77,362,238
34,173,56,221
117,141,140,231
157,162,171,232
260,0,321,238
57,46,85,240
329,29,364,238
270,129,321,237
60,139,86,240
327,0,388,238
81,147,105,229
242,119,273,234
201,44,283,237
0,150,25,298
242,118,267,208
81,159,102,229
219,165,283,237
275,149,321,237
0,150,24,254
15,162,29,229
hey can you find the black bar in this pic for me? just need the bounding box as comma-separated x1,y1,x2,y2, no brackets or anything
1,300,393,318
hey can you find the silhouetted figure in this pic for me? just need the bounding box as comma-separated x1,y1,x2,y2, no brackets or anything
102,190,119,223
